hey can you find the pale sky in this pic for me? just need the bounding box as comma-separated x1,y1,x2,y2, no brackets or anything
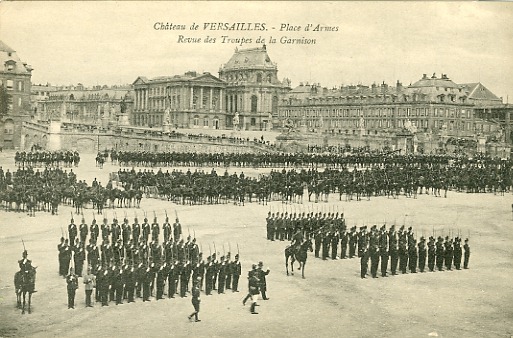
2,1,513,100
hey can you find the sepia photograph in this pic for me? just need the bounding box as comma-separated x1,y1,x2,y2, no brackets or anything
0,1,512,337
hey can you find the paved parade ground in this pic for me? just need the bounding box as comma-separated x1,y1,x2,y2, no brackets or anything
0,151,512,338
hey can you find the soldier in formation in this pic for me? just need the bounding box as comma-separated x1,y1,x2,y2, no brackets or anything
56,215,244,310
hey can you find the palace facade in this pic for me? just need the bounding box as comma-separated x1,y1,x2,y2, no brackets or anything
132,71,226,129
132,46,291,131
277,73,512,151
218,46,291,130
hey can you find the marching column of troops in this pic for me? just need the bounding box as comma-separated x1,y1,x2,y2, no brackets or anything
265,213,471,278
57,215,243,308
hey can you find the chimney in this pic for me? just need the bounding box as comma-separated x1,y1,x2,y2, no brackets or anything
431,73,437,79
371,83,377,93
396,80,402,92
422,74,427,79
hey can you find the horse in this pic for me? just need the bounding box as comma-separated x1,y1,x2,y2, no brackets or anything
14,268,36,314
285,239,313,279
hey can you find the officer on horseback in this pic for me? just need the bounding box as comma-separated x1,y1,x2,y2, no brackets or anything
19,250,33,272
290,229,304,252
18,250,37,292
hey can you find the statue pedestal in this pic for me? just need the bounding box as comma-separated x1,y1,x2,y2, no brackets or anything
101,117,110,128
48,121,62,151
118,114,130,126
276,131,307,152
162,123,171,133
477,136,487,153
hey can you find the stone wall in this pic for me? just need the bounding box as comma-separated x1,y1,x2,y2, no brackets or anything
21,121,271,154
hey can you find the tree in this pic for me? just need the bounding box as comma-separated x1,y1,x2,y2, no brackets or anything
0,85,11,119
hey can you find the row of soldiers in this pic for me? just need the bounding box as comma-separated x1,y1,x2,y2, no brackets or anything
266,211,345,241
106,149,512,169
305,221,471,277
58,216,243,306
359,227,471,278
83,251,242,307
14,150,80,168
265,212,472,278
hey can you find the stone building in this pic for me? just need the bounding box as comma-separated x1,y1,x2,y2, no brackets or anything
218,45,291,130
278,73,511,153
0,40,32,149
31,83,57,118
132,45,291,131
132,71,226,130
41,84,133,127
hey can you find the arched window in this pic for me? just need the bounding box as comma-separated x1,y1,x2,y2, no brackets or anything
193,115,199,127
251,95,258,113
256,73,262,83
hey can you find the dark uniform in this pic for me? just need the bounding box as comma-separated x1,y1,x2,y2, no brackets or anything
98,268,110,306
408,241,418,273
418,238,427,272
453,238,462,270
389,241,399,275
125,266,136,303
370,245,380,278
436,238,445,271
360,249,370,278
427,237,436,272
188,278,202,322
257,262,270,300
156,264,167,300
340,230,348,259
66,269,79,309
463,239,470,269
167,262,177,298
231,254,241,292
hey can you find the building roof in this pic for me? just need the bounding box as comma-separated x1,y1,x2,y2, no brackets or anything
460,83,501,102
221,46,277,71
410,73,460,89
0,40,32,75
49,87,133,101
134,72,224,86
0,40,15,53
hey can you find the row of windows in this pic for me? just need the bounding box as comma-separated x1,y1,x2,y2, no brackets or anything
133,114,164,126
192,115,220,127
287,92,467,105
0,79,25,91
288,117,479,132
139,86,224,98
280,107,472,119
